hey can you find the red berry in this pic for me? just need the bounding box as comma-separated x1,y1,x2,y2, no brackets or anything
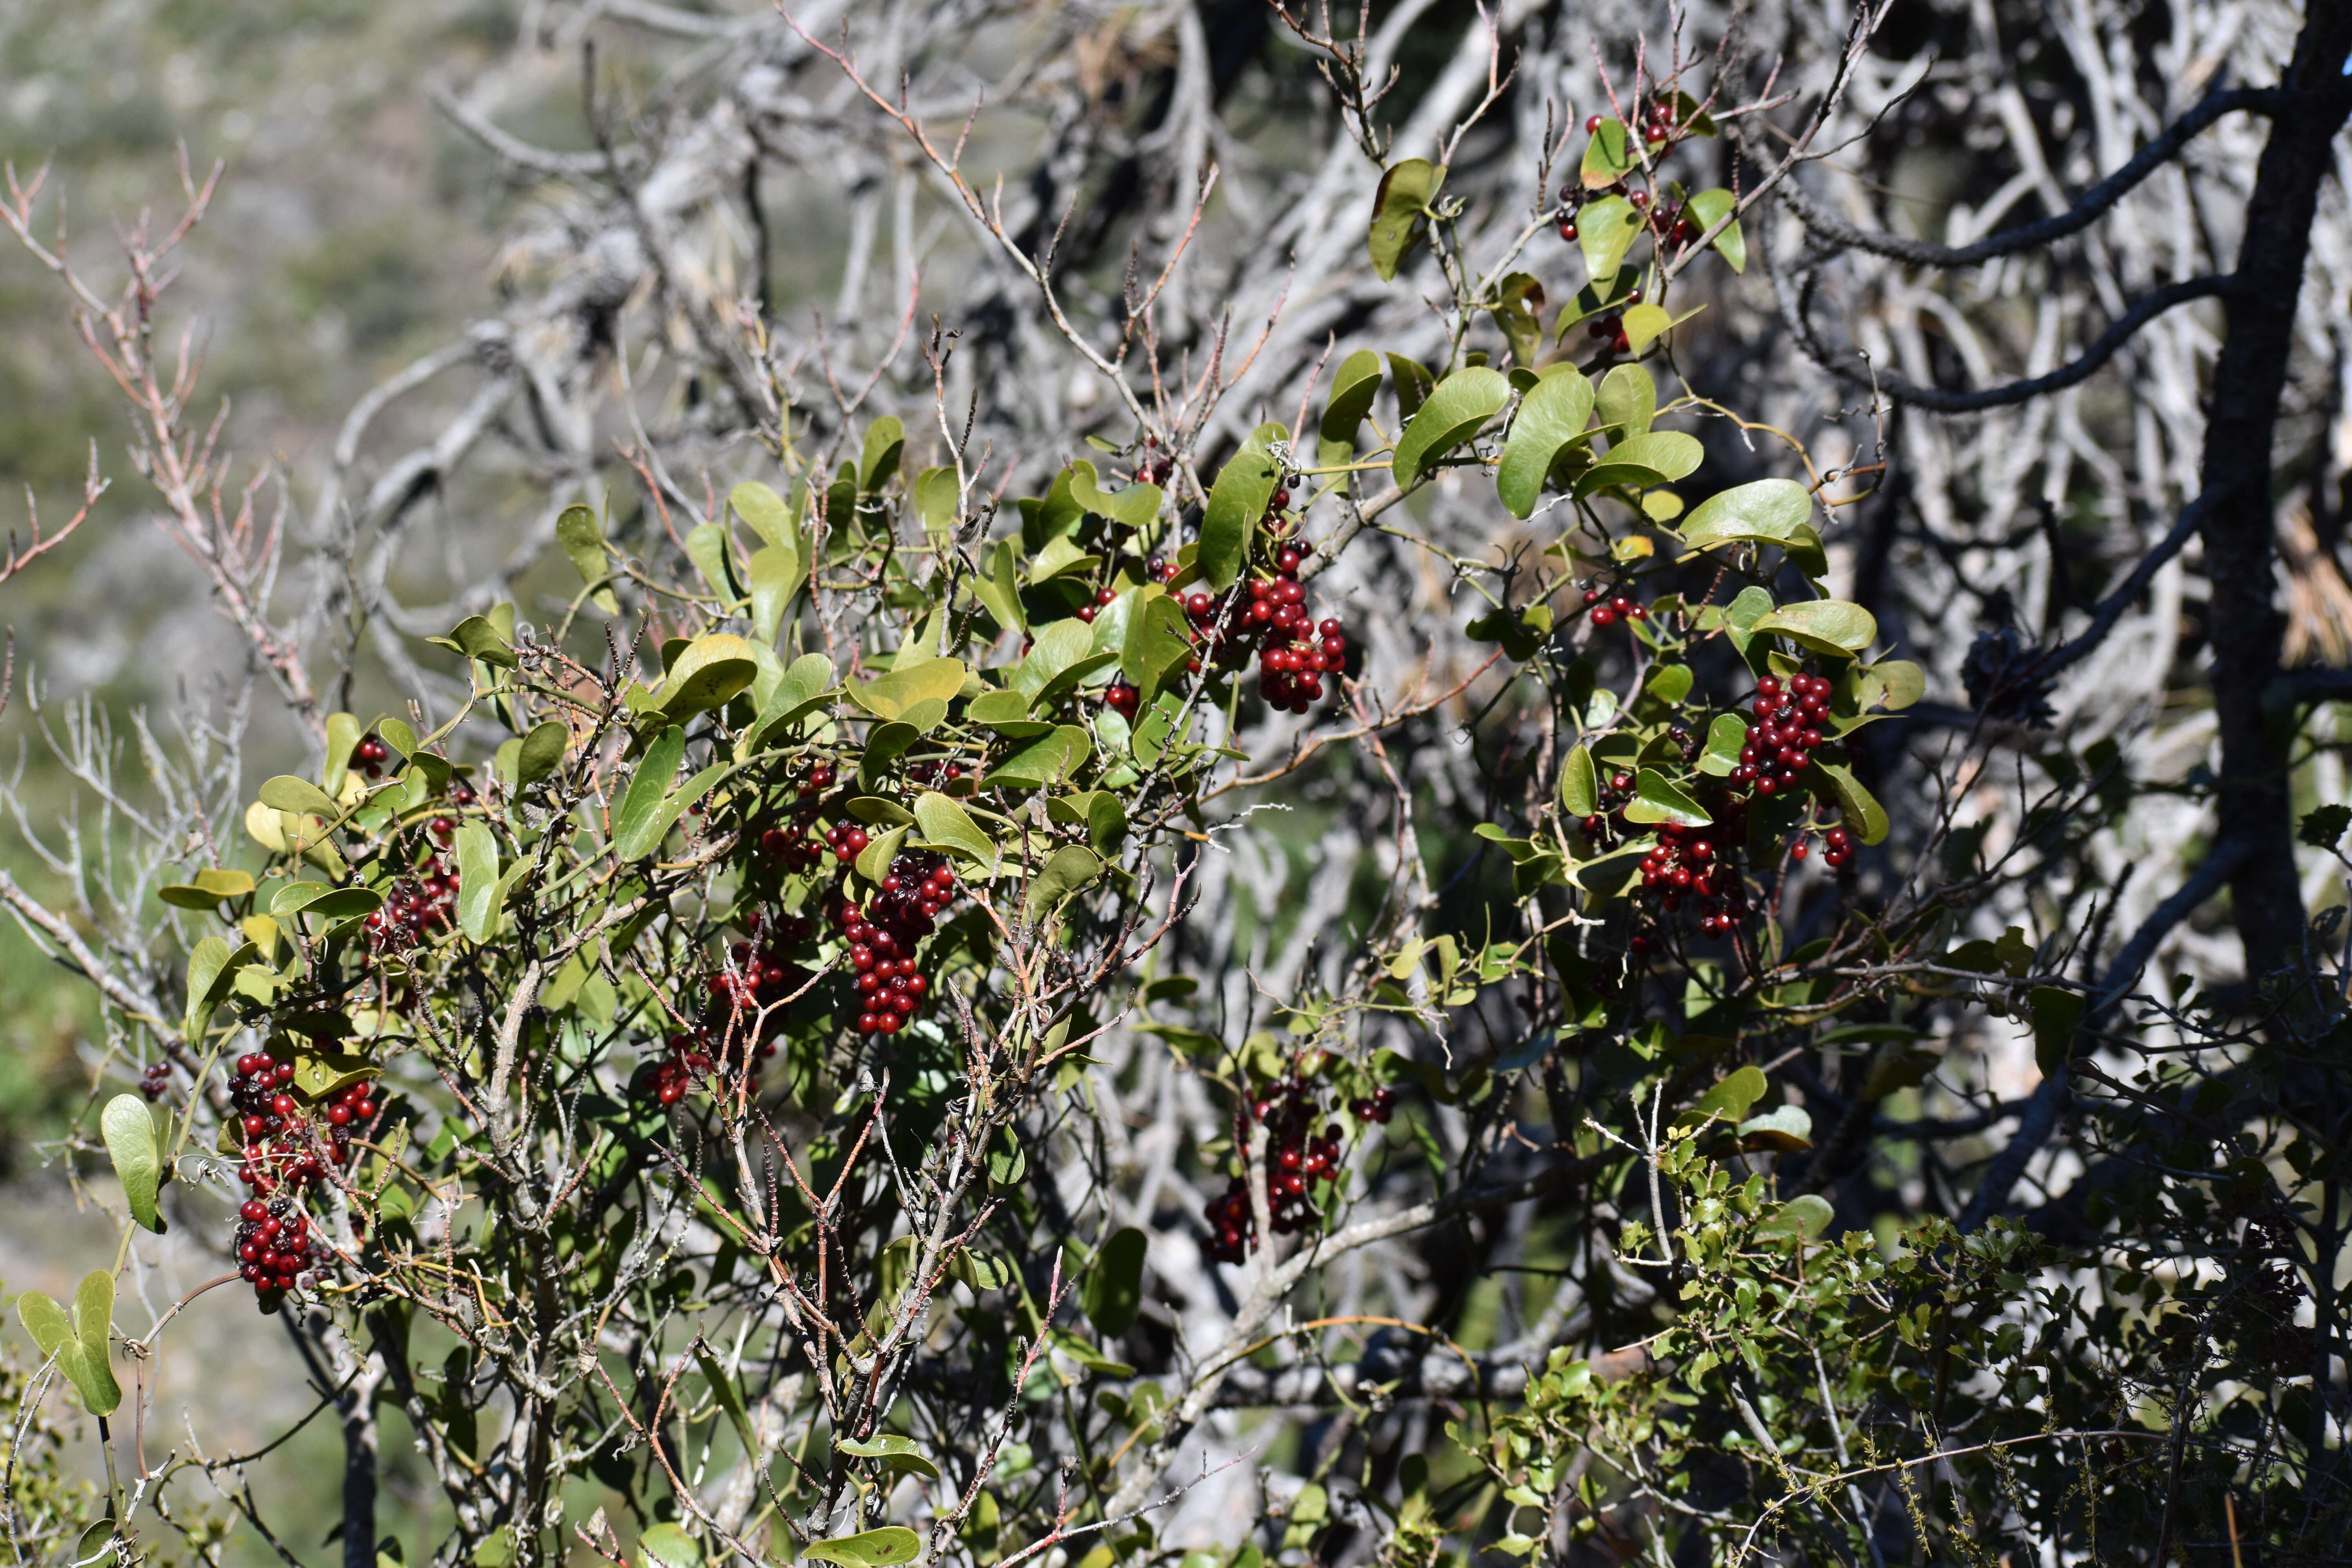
1584,113,1604,132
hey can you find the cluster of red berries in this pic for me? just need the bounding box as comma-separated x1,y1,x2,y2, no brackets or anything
1102,681,1143,719
1203,1078,1349,1263
352,735,393,779
233,1194,330,1301
227,1055,370,1197
837,854,957,1036
138,1061,171,1100
907,759,967,786
1348,1086,1399,1123
1583,585,1650,630
1791,825,1854,868
1074,586,1120,625
1732,673,1833,798
1172,547,1352,714
363,855,458,949
1637,820,1751,935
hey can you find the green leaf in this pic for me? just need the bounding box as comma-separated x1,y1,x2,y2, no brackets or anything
1756,1194,1835,1242
456,822,502,942
860,416,905,493
1387,354,1436,422
1200,424,1286,592
914,466,961,546
323,710,367,789
515,721,568,787
987,727,1090,792
1123,595,1195,700
1680,1065,1767,1129
748,544,802,645
1871,659,1926,711
158,867,256,909
855,656,969,720
1737,1105,1813,1151
855,824,912,883
1068,460,1161,529
1366,158,1445,281
688,520,745,597
691,1342,756,1460
2030,985,2087,1077
729,481,789,546
557,504,621,613
18,1277,118,1415
2299,804,2351,851
1490,272,1546,368
614,727,686,859
1026,844,1104,918
1595,364,1656,438
1496,369,1595,518
1578,430,1703,494
915,791,998,870
636,1522,701,1568
653,634,761,718
1810,758,1890,845
428,613,517,669
184,936,258,1042
258,775,341,818
103,1095,165,1233
1621,768,1711,827
1697,713,1749,776
1685,187,1746,272
1392,367,1509,489
71,1271,119,1415
1751,599,1877,656
1561,745,1599,816
1681,479,1813,553
1083,1226,1149,1338
1577,195,1641,287
802,1528,920,1568
1318,350,1385,470
836,1433,941,1480
1579,118,1635,188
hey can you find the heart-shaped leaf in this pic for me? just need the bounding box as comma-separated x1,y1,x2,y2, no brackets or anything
1809,757,1890,845
1367,158,1445,281
1393,367,1509,489
1621,768,1711,827
915,791,998,871
1561,746,1599,816
1579,431,1702,495
1082,1226,1148,1338
515,721,569,787
428,613,517,669
19,1271,120,1414
1697,713,1748,776
1025,844,1103,917
1577,195,1641,286
653,634,761,719
1751,599,1877,655
1595,364,1656,438
836,1433,941,1480
1680,479,1813,552
159,867,256,909
860,416,905,492
1068,460,1161,530
103,1094,165,1233
1679,1065,1767,1129
557,504,621,613
258,775,340,818
1496,369,1595,518
1756,1193,1835,1242
1685,187,1746,272
1318,349,1385,470
613,728,686,859
1580,118,1635,188
1737,1104,1814,1151
1199,423,1286,592
802,1528,920,1568
635,1522,701,1568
